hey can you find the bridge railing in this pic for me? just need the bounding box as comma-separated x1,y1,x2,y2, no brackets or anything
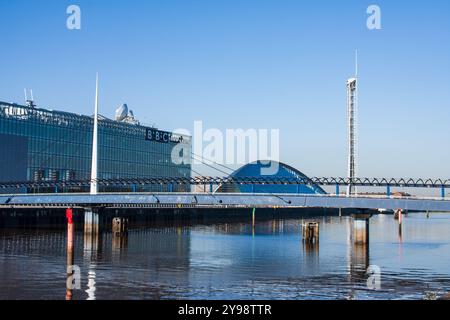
0,176,449,198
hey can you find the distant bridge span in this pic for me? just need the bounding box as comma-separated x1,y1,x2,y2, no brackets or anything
1,193,450,212
1,177,450,189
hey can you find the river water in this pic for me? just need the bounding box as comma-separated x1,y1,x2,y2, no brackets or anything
1,212,449,300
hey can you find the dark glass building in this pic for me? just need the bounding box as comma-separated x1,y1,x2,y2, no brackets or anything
0,101,191,193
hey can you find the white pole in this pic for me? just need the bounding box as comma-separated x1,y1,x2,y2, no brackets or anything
90,73,99,195
354,49,358,195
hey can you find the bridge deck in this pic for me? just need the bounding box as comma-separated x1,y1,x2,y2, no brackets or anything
1,193,449,212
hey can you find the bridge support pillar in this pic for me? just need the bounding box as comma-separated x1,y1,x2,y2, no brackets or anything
352,214,370,245
83,208,103,259
84,208,99,235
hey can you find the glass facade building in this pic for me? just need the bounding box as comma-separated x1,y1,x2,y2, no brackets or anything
217,161,326,194
0,101,191,192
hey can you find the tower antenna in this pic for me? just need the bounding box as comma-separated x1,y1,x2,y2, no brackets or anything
346,50,358,196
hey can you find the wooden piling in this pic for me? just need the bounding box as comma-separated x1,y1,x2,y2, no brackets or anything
112,217,129,237
252,208,256,229
302,221,319,243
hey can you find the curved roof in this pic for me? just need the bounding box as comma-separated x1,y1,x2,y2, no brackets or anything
218,160,326,195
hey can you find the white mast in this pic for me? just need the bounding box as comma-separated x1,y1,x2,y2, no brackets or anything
90,73,99,195
346,51,358,196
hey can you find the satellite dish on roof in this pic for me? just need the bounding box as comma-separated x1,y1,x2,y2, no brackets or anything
115,103,128,121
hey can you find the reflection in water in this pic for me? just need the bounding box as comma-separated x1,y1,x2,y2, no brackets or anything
86,268,96,300
302,241,320,273
66,217,74,301
399,223,403,241
112,235,128,254
83,226,102,301
1,213,450,300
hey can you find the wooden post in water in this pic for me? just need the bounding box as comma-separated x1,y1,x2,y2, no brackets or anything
66,208,74,301
112,217,129,237
397,209,403,239
112,217,129,251
252,208,256,230
302,221,319,243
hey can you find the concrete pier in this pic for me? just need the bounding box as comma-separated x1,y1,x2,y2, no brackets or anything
353,214,370,245
84,208,99,235
84,208,102,254
347,215,371,285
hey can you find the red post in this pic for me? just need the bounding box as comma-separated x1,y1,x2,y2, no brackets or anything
66,208,74,300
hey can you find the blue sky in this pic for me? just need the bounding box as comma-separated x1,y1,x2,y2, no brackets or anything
1,0,449,178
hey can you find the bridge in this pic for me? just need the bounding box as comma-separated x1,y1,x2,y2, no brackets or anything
0,176,449,212
1,192,449,212
1,176,447,264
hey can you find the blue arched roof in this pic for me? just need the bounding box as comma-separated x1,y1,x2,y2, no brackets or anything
219,161,326,195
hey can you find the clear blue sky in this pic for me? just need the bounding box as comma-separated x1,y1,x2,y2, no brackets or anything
1,0,449,178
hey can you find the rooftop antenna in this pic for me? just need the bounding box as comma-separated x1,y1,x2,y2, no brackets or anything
90,73,99,195
24,88,36,108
